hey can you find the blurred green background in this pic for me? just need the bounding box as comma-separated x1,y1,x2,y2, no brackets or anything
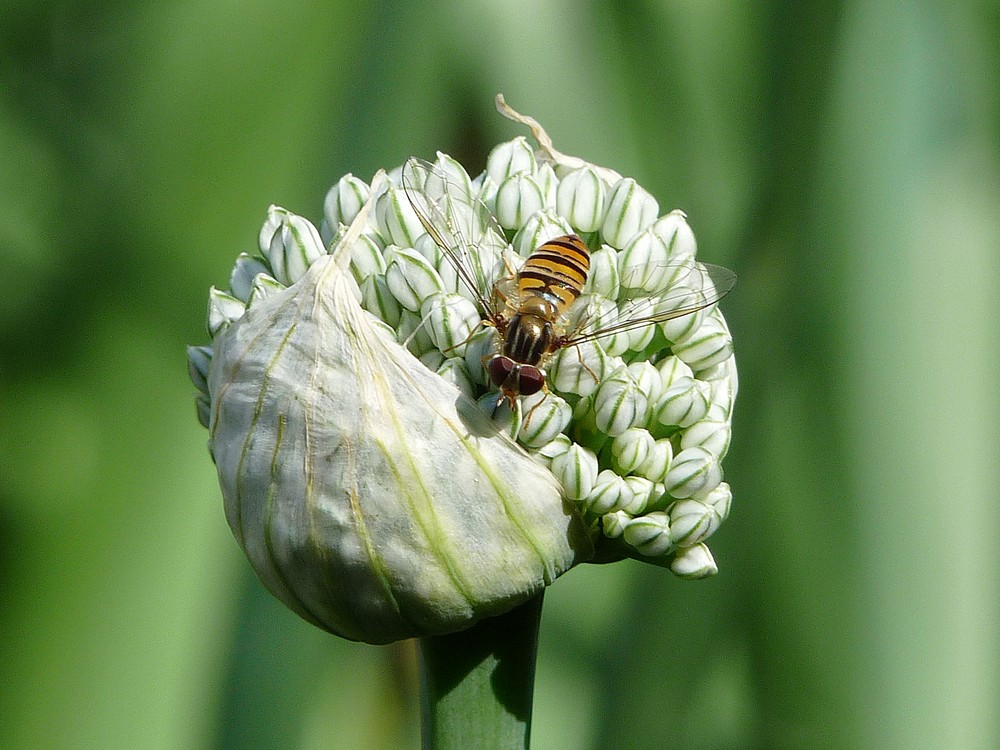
2,1,998,748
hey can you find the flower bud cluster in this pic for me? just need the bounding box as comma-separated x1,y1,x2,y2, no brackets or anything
190,129,736,586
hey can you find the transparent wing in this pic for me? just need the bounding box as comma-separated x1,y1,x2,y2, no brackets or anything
401,157,510,323
563,259,736,346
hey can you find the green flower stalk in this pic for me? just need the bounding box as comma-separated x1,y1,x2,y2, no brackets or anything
188,94,737,745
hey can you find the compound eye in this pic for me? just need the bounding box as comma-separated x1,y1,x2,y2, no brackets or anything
517,366,545,396
487,356,515,387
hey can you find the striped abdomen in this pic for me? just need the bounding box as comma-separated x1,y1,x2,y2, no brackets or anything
516,234,590,310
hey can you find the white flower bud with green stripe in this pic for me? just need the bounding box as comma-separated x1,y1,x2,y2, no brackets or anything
663,446,722,499
207,287,246,336
557,165,607,232
420,292,480,356
384,245,445,312
594,366,650,436
260,206,326,286
547,340,608,397
670,543,718,579
518,392,572,449
360,274,402,329
672,310,734,371
622,475,659,515
512,210,574,258
702,482,732,521
602,177,659,248
532,434,573,468
229,253,272,303
550,443,598,501
344,233,387,283
535,162,559,209
602,510,632,539
611,428,654,474
650,209,696,260
627,361,663,406
377,184,426,248
583,244,620,299
619,227,672,294
322,173,370,237
636,438,673,484
486,136,536,182
656,355,694,389
186,345,212,397
654,376,711,429
245,272,284,308
680,419,732,459
623,512,672,557
584,470,633,515
669,496,723,548
495,172,546,230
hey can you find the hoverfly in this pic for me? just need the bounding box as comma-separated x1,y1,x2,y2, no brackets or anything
401,156,735,410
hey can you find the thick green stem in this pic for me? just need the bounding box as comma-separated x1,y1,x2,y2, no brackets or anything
418,592,544,750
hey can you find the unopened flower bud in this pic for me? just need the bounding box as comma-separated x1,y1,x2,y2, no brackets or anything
663,446,722,499
533,434,573,467
701,482,733,520
512,210,573,258
550,443,599,501
229,253,272,303
495,173,546,230
186,345,212,396
669,498,722,547
650,209,696,260
654,377,711,429
611,428,654,474
384,246,445,311
670,543,718,579
360,274,403,329
556,166,607,232
584,469,633,515
680,419,732,458
621,475,658,514
486,136,536,182
636,438,673,483
377,184,425,248
519,392,572,449
344,233,386,283
623,512,672,557
619,228,671,294
420,292,480,356
535,162,559,208
584,244,620,299
207,287,246,336
602,510,632,539
593,367,649,436
260,206,326,286
602,177,658,248
323,173,370,232
672,311,734,371
547,340,608,397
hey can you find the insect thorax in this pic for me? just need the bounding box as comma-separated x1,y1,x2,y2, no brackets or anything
502,311,554,367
